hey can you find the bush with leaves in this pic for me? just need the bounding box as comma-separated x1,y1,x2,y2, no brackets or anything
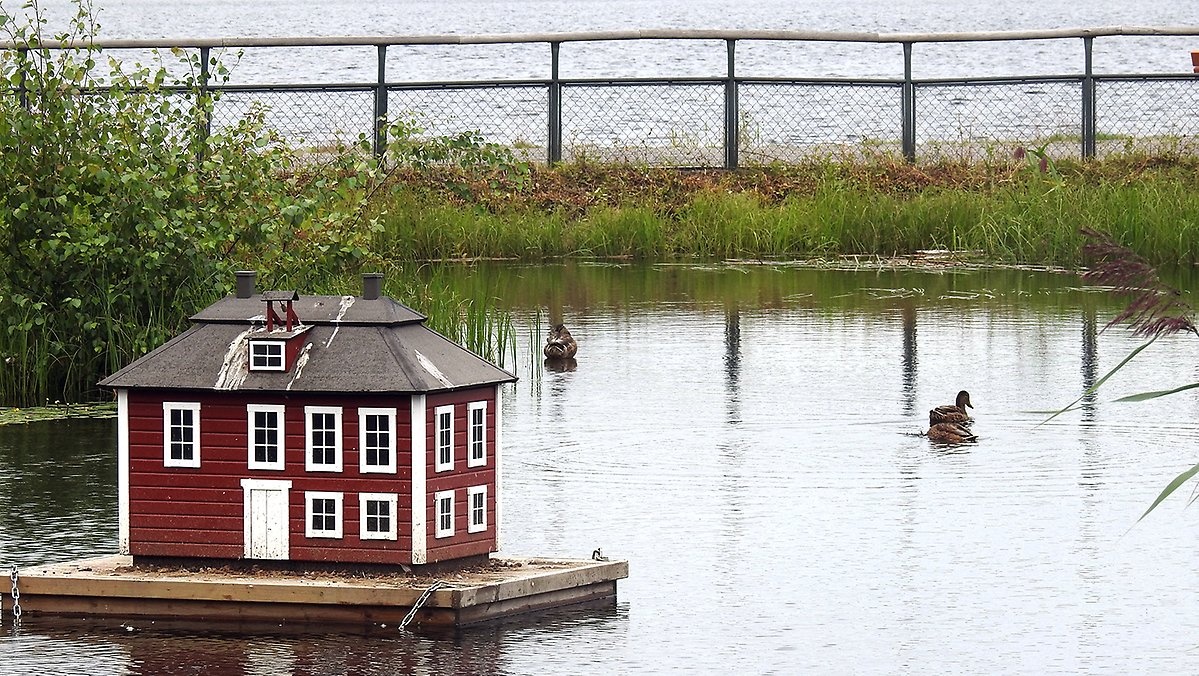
0,0,383,404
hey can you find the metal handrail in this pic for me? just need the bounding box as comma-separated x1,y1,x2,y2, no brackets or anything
3,25,1199,50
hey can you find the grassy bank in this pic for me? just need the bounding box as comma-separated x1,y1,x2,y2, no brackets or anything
374,156,1199,266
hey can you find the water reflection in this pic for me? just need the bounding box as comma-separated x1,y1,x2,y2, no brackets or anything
1081,306,1100,421
901,303,919,417
723,302,741,426
8,603,624,676
0,418,117,567
543,358,578,373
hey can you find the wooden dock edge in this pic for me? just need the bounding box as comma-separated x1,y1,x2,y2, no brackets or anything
14,555,629,628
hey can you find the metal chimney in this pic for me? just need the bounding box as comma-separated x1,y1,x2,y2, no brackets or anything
235,271,256,299
362,273,383,300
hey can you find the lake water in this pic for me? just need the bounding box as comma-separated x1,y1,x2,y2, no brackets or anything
22,0,1199,81
4,262,1199,674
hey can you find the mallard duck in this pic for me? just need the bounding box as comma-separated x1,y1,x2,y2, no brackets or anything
929,390,973,425
926,422,978,444
544,323,577,360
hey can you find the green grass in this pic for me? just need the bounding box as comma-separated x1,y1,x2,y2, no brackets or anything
373,162,1199,266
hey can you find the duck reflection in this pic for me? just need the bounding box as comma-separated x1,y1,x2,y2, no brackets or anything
543,357,577,373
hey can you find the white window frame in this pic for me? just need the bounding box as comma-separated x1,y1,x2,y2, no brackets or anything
247,404,286,470
434,490,455,539
358,407,397,474
162,402,201,468
467,485,487,534
359,492,398,541
434,405,455,472
467,401,487,468
248,340,286,371
305,491,344,539
304,406,343,472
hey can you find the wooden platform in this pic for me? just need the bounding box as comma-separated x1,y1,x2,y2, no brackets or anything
14,555,628,629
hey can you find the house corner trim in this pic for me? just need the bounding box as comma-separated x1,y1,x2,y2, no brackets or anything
117,389,130,555
411,394,427,564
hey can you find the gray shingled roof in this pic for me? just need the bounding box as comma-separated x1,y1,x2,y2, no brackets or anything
100,295,516,393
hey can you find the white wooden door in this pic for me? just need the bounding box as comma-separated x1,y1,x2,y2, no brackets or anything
240,478,292,560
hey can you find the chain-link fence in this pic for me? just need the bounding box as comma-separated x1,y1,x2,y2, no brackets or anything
913,79,1082,161
738,81,903,164
388,85,548,161
1094,77,1199,157
560,82,725,166
4,29,1198,166
213,87,375,149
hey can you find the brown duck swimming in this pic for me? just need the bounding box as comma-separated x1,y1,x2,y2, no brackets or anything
929,390,973,426
926,422,978,444
544,324,578,360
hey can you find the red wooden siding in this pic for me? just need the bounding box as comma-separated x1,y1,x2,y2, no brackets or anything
283,332,307,370
127,389,415,564
423,388,498,563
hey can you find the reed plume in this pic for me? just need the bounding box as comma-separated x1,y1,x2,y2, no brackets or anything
1081,226,1197,337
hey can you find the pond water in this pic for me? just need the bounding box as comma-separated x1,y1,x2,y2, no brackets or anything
4,261,1199,674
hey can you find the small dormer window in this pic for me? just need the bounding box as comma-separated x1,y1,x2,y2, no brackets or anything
250,340,285,371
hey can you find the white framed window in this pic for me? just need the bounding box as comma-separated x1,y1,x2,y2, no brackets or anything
249,340,285,371
163,402,201,468
434,490,455,538
247,404,286,470
304,406,343,472
358,408,397,474
467,401,487,468
359,492,398,541
434,405,454,472
467,485,487,533
305,491,343,538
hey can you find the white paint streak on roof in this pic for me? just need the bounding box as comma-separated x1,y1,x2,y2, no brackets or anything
286,342,314,391
214,328,253,390
324,296,356,348
415,350,454,388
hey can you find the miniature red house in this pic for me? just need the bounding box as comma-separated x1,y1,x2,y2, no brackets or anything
100,271,517,567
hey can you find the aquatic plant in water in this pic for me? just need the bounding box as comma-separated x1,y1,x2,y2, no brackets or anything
1049,227,1199,520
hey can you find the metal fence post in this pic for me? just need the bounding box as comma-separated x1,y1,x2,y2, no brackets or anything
902,42,916,162
197,46,211,160
1081,36,1096,159
724,39,739,170
548,41,562,164
17,47,29,111
374,44,389,158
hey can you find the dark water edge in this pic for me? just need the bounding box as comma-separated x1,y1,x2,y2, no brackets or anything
0,418,117,568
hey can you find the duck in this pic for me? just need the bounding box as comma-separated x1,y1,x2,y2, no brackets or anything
929,390,973,426
544,323,577,360
926,422,978,444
